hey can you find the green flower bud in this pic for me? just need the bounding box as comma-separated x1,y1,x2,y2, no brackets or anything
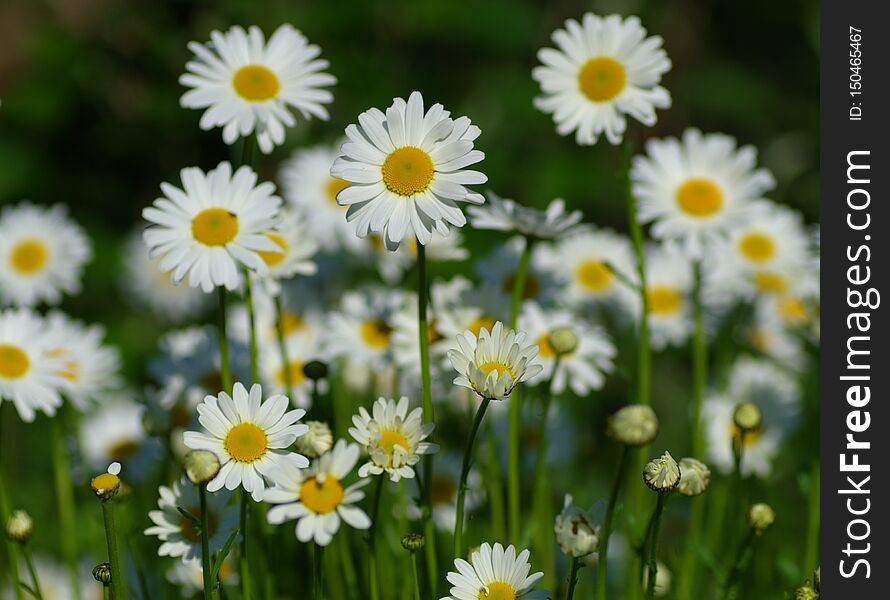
747,503,775,534
184,450,221,485
5,510,33,543
401,533,425,552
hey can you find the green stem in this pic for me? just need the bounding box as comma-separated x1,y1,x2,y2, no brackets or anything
103,585,109,600
565,557,583,600
274,296,295,401
484,421,506,541
530,362,559,500
624,142,650,408
675,498,705,598
368,477,385,600
595,445,629,600
0,407,23,600
200,486,213,600
722,529,756,600
453,397,492,558
244,270,259,385
50,414,81,600
314,543,324,600
336,534,358,600
21,545,45,600
690,261,707,456
240,491,251,600
645,493,667,599
803,462,820,578
217,288,233,392
101,500,126,600
508,238,533,544
415,244,439,593
531,366,559,591
410,552,421,600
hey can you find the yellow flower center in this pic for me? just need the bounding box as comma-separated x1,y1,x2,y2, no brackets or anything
276,359,307,386
647,286,683,315
578,57,626,102
326,177,351,205
192,208,239,246
738,232,776,262
779,297,808,324
675,178,724,217
300,476,344,514
10,239,49,274
224,423,267,463
179,506,218,543
280,311,307,336
91,472,120,494
381,146,435,196
232,65,280,101
58,359,79,382
257,232,288,267
750,328,770,352
536,334,555,359
731,425,762,449
360,319,392,349
0,344,29,379
377,430,410,461
479,581,517,600
753,271,788,294
478,361,514,380
576,259,612,292
468,317,497,337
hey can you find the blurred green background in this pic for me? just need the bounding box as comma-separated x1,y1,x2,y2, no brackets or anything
0,0,820,596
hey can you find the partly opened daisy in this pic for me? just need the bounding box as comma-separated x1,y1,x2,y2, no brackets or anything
180,24,335,154
183,382,309,500
632,128,776,257
263,439,371,545
145,477,238,561
331,91,487,249
468,192,582,239
0,202,92,307
143,161,282,293
0,308,65,422
638,245,693,350
448,321,542,400
533,13,671,145
349,396,438,481
253,206,318,296
442,542,548,600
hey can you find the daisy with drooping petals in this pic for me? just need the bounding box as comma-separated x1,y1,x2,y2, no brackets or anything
0,202,92,307
632,128,776,258
468,192,583,239
143,161,283,293
636,245,694,350
349,396,438,481
264,439,371,545
448,321,543,401
279,142,363,252
533,13,671,146
180,24,335,154
253,206,318,296
442,542,549,600
0,309,65,422
145,477,238,562
331,91,487,249
183,382,309,501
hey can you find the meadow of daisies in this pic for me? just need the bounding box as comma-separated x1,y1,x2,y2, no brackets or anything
0,7,820,600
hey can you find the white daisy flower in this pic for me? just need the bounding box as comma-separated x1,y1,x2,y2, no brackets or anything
636,245,694,350
476,237,560,306
0,202,91,307
121,231,208,322
468,192,582,239
533,13,671,146
145,477,239,562
368,229,469,284
704,358,801,477
79,399,148,470
0,309,65,422
348,396,438,482
433,278,508,343
2,556,93,600
632,128,776,258
747,320,805,372
331,91,487,249
183,382,310,501
264,439,371,545
518,301,615,395
324,288,402,372
252,206,318,296
447,321,543,401
259,334,325,409
536,227,635,309
442,542,548,600
45,312,121,410
279,142,363,252
554,494,599,558
142,161,283,293
166,556,238,594
180,24,335,154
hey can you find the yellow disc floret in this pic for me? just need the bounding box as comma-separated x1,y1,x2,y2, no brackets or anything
478,361,515,380
360,319,392,349
257,232,288,267
232,65,280,101
578,57,626,102
0,344,29,379
479,581,517,600
647,286,683,315
300,476,345,514
224,423,268,463
675,178,724,217
326,177,351,205
192,208,239,246
576,259,612,292
382,147,435,196
738,232,776,262
10,240,49,274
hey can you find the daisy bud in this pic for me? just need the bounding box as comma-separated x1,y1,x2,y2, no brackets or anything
183,450,221,485
747,503,775,534
548,326,579,356
677,458,711,497
642,561,672,597
296,421,333,458
794,581,818,600
554,494,598,558
303,360,328,382
732,402,762,432
643,451,680,492
608,405,659,447
401,533,425,552
91,462,122,500
92,562,112,584
5,510,33,542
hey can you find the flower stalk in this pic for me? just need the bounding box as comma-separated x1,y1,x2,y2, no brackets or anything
239,491,251,600
243,269,260,384
565,557,583,600
595,445,629,600
100,500,125,600
50,414,82,600
453,396,492,557
367,476,385,600
274,295,295,401
199,485,213,600
645,492,667,599
217,288,233,391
